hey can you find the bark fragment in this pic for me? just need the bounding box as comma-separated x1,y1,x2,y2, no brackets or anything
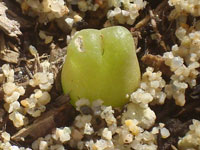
11,95,76,143
0,2,22,37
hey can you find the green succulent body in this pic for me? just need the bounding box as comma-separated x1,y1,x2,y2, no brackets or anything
61,26,141,107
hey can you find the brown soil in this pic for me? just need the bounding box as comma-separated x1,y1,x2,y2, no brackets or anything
1,0,199,150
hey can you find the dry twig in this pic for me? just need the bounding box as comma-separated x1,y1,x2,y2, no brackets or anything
134,0,168,30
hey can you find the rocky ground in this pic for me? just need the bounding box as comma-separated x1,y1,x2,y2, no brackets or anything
0,0,200,150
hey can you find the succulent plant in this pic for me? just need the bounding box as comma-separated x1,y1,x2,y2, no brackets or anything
61,26,141,107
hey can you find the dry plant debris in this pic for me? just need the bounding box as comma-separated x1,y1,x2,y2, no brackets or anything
0,33,19,64
0,0,200,150
0,2,21,38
